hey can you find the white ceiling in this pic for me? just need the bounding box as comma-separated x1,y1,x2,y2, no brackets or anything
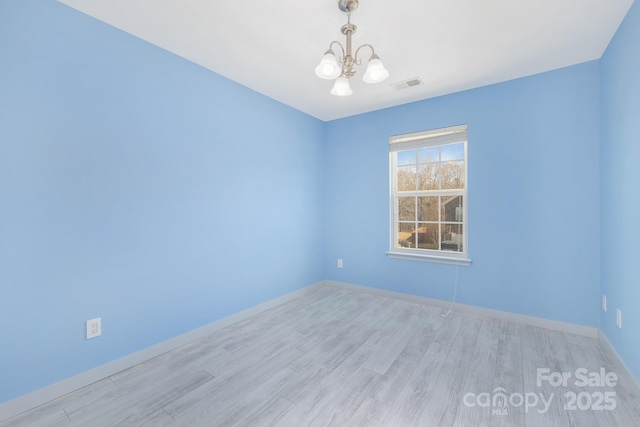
58,0,634,121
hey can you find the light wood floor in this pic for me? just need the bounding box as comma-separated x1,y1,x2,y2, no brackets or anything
3,285,639,426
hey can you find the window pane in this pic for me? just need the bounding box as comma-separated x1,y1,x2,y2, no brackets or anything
417,223,439,250
441,223,463,252
398,197,415,221
397,166,416,191
440,142,464,161
418,146,439,163
417,196,439,221
441,161,465,189
391,127,467,257
398,222,415,248
397,150,416,166
442,195,463,222
417,163,439,190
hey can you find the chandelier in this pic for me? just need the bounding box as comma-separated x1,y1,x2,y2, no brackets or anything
315,0,389,96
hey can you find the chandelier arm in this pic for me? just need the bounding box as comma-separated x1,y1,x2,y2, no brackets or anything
354,44,375,65
328,41,346,63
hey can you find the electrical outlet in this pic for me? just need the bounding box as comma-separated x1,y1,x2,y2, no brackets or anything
602,295,607,312
616,309,622,329
86,317,102,339
337,259,343,268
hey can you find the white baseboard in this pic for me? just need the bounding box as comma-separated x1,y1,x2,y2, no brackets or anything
597,331,640,396
322,280,600,338
0,283,322,423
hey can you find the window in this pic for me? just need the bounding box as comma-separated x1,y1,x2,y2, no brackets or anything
388,125,470,265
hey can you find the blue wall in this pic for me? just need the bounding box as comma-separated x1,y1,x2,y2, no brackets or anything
0,0,324,403
324,62,601,327
600,0,640,381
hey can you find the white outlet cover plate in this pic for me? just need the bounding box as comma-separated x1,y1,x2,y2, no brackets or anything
86,317,102,339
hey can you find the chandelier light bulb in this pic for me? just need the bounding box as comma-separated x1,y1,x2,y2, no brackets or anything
330,76,353,96
315,51,342,80
363,56,389,83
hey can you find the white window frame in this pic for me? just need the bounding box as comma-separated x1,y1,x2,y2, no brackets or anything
387,124,471,266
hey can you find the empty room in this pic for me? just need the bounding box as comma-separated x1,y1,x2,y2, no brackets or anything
1,0,639,425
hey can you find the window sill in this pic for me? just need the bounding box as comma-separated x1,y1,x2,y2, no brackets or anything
386,251,471,266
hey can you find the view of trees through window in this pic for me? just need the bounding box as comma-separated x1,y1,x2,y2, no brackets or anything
395,142,465,252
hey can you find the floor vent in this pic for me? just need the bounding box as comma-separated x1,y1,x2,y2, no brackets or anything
391,77,422,90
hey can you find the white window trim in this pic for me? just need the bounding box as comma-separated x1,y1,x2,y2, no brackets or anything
387,125,471,266
386,250,471,265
